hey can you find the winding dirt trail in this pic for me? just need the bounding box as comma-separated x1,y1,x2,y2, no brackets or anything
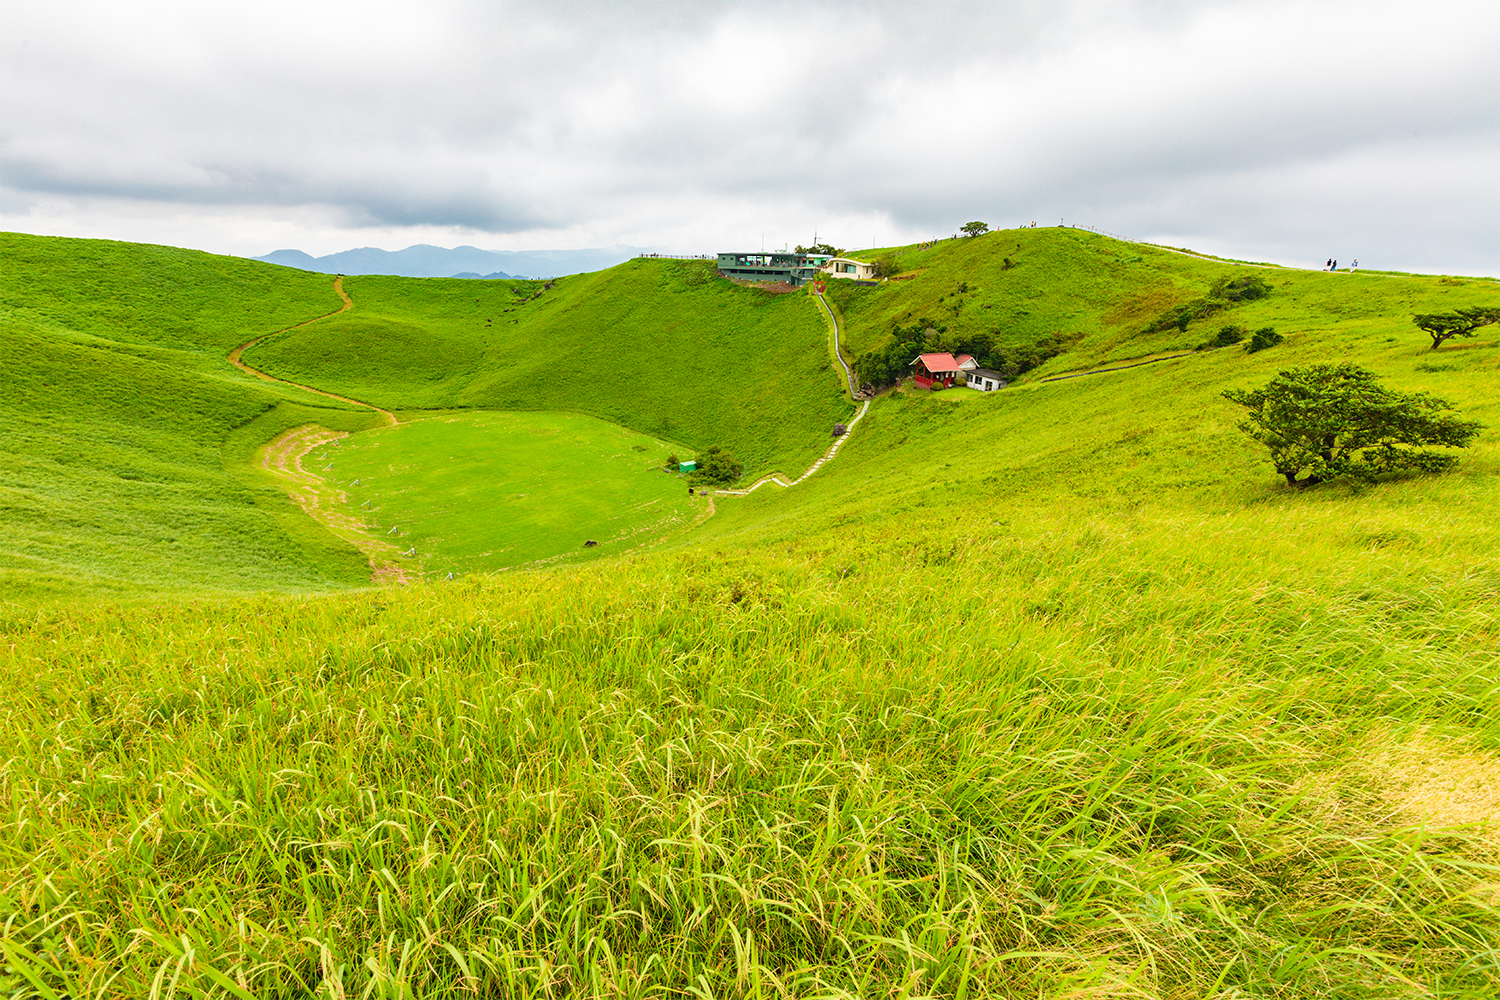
228,277,397,427
259,425,410,584
232,277,408,584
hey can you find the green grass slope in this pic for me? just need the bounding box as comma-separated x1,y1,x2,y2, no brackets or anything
244,259,852,479
1,233,390,599
826,227,1500,377
3,230,1499,995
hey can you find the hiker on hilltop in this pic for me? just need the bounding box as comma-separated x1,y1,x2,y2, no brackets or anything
1326,258,1332,270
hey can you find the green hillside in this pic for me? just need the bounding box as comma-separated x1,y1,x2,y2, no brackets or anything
243,259,851,479
825,227,1500,379
0,234,389,599
3,228,1499,996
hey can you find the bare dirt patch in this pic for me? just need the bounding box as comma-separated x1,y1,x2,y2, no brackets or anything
260,424,410,585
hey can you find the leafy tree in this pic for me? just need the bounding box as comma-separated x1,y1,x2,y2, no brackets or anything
1413,306,1500,350
690,446,743,485
1223,363,1480,488
871,255,903,278
960,221,990,238
795,243,842,257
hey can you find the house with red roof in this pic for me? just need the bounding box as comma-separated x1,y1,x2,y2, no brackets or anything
910,352,963,389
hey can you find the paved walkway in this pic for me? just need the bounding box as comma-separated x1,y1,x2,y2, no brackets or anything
714,290,868,496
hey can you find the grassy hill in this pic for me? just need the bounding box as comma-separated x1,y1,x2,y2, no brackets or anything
2,228,1499,996
243,259,851,479
2,238,851,595
825,227,1500,378
0,233,391,599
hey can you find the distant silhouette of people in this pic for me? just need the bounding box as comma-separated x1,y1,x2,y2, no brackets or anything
1325,258,1332,270
1332,259,1337,271
1350,260,1358,272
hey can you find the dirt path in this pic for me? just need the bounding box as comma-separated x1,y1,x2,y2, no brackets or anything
259,425,410,584
228,277,398,427
235,277,408,585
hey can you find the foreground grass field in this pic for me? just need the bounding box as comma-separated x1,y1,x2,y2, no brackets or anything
3,229,1498,996
331,410,702,575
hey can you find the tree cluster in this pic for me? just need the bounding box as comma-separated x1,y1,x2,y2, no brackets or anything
960,222,990,238
795,243,843,257
1413,306,1500,350
689,446,743,485
1223,363,1480,488
853,319,1075,389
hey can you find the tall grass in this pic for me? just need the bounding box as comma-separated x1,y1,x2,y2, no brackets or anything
3,230,1498,995
2,508,1497,996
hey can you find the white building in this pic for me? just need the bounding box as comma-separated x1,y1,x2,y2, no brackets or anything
821,257,876,281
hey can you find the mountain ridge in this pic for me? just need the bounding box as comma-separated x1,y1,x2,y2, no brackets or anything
252,243,653,279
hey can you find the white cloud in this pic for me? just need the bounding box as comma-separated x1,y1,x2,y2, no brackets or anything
1,0,1494,273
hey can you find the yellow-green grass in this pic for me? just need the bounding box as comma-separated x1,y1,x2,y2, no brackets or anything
328,410,701,576
4,230,1500,995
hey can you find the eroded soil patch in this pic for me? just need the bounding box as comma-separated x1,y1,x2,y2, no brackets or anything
260,424,410,584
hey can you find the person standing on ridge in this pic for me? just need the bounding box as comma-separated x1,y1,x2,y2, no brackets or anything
1326,258,1333,270
1332,259,1338,271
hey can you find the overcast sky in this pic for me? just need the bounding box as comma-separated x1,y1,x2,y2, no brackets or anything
3,0,1495,275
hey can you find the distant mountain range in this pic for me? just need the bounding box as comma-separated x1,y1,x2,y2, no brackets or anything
251,244,653,279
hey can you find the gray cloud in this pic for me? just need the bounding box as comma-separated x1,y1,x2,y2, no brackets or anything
1,0,1494,274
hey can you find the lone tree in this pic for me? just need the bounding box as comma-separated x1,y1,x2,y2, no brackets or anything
960,221,990,238
1413,306,1500,350
1222,363,1480,488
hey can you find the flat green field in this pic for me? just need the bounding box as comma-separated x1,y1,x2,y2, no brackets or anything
331,410,701,575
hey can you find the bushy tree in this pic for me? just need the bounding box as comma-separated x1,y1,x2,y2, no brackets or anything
960,221,990,238
690,446,743,485
1223,363,1480,488
871,255,903,278
1413,306,1500,350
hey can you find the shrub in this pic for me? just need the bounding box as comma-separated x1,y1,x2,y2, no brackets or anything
871,256,903,279
1201,324,1244,350
664,453,679,470
1245,327,1283,353
690,446,743,485
1211,273,1271,302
